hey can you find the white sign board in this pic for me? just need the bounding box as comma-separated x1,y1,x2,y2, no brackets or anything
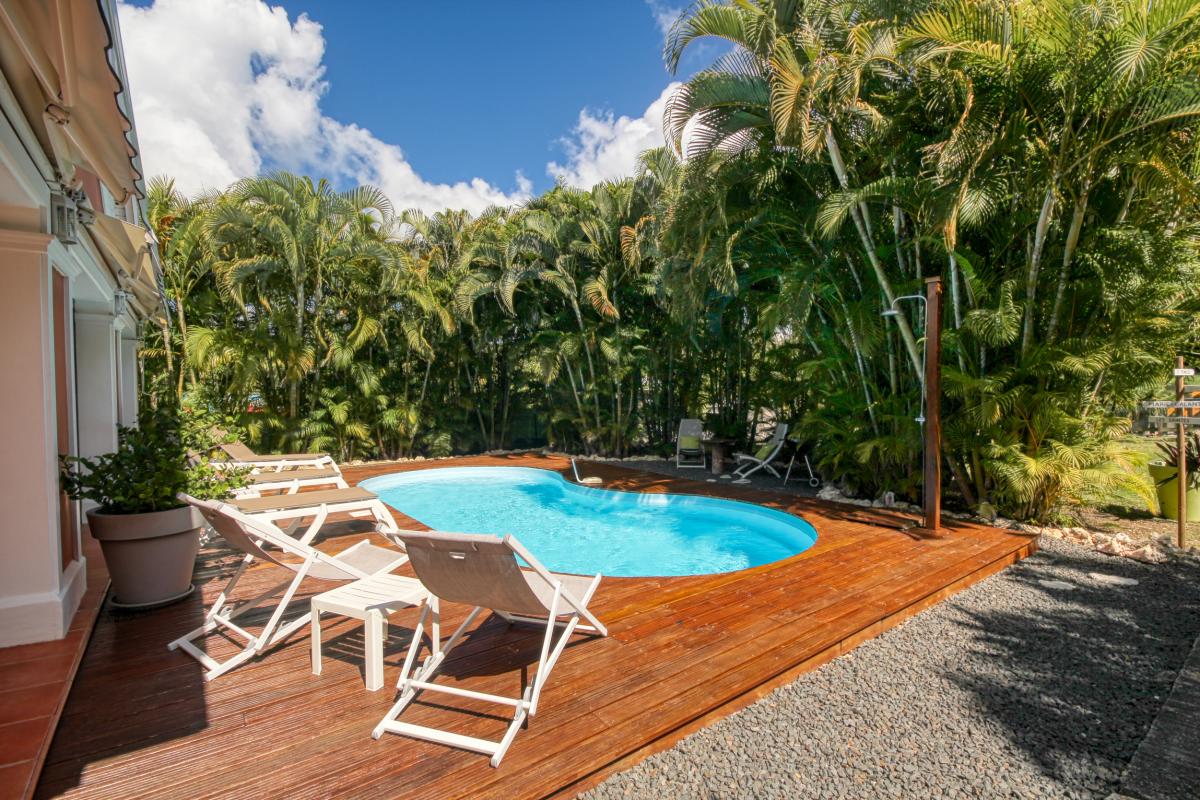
1149,415,1200,426
1174,367,1195,376
1143,400,1200,409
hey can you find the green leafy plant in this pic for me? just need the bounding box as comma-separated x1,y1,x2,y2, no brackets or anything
1156,432,1200,491
133,0,1200,523
703,414,747,445
180,398,247,453
60,405,248,514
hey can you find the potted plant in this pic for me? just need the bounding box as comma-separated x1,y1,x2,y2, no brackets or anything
1149,431,1200,522
60,405,248,608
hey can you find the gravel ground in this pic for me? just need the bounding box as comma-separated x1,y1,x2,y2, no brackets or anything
583,538,1200,800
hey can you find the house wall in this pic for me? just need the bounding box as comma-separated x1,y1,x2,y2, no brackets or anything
0,114,143,648
0,233,141,646
0,232,87,646
0,0,149,648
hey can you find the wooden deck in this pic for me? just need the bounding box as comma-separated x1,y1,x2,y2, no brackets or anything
0,536,107,800
35,455,1035,800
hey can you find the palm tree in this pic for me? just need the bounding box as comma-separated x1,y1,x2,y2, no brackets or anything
663,0,927,374
206,172,393,426
905,0,1200,355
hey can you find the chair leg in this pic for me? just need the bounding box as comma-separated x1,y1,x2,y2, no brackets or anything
366,610,385,691
374,601,591,767
491,702,530,767
168,560,312,681
297,505,329,544
311,607,323,676
373,603,479,739
735,459,772,480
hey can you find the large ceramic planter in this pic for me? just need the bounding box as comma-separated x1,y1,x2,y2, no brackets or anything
86,505,205,608
1148,461,1200,522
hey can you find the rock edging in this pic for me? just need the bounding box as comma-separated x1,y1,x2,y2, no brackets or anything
814,484,1197,566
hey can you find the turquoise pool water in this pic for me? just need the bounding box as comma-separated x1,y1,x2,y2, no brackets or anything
361,466,817,577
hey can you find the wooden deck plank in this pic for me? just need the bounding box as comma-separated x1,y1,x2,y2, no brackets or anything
35,455,1034,800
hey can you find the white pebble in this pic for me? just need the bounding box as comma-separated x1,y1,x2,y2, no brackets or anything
1088,572,1139,586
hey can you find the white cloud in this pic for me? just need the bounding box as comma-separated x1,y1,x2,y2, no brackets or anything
646,0,685,35
548,83,680,188
117,0,529,213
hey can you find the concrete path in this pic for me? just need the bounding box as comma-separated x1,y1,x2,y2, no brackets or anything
1119,633,1200,800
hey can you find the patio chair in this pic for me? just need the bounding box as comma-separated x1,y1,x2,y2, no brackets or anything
372,531,607,767
233,467,349,498
168,495,410,681
675,418,706,469
732,423,790,482
217,439,340,473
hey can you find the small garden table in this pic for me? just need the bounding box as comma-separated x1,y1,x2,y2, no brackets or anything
701,437,737,475
311,573,428,691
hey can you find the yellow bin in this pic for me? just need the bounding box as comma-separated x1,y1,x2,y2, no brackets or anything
1149,461,1200,522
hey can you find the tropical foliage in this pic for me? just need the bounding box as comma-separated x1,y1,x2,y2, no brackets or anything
139,0,1200,523
59,406,248,514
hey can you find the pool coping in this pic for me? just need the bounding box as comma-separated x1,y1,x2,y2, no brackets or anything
358,463,820,578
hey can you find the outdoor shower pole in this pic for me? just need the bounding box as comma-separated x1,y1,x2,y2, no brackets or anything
923,277,943,533
1176,356,1187,549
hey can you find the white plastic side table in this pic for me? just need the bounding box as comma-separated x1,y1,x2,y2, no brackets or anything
310,573,428,690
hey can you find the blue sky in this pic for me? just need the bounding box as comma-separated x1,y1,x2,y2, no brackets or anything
118,0,717,211
277,1,702,192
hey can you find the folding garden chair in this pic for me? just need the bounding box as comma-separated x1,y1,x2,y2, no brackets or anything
675,418,706,468
732,423,789,482
372,531,607,767
168,495,411,681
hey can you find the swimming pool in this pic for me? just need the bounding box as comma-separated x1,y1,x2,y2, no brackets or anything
361,466,817,577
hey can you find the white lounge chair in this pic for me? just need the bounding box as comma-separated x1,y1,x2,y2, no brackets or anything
168,494,410,681
372,531,607,767
218,440,340,473
675,418,706,469
233,467,349,498
229,487,393,545
732,423,789,482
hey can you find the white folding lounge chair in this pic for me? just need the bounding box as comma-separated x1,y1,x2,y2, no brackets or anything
732,423,790,482
168,495,411,681
675,418,706,469
218,440,340,473
372,531,607,767
229,487,394,545
233,467,349,498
